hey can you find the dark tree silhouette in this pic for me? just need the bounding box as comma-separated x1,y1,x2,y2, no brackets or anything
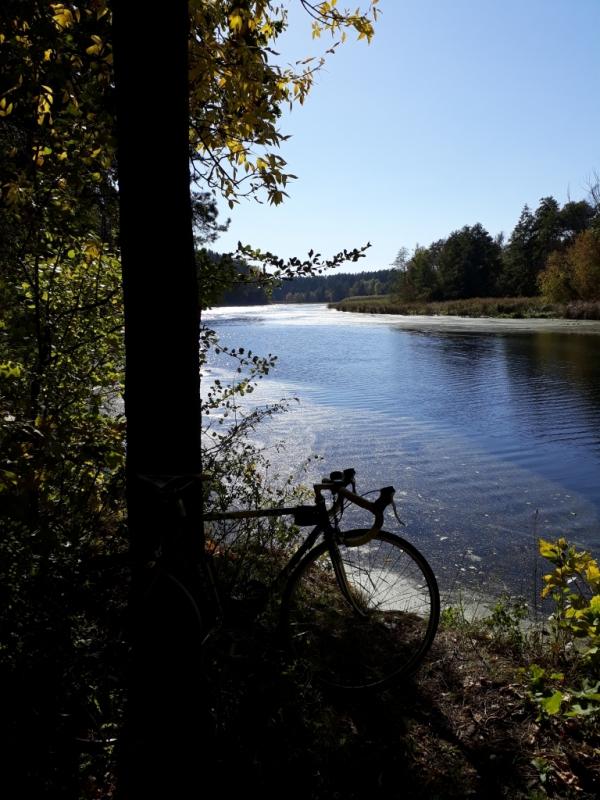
112,3,205,795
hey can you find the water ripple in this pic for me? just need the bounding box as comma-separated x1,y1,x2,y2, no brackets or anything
203,304,600,592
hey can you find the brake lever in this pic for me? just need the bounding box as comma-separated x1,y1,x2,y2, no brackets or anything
391,497,405,527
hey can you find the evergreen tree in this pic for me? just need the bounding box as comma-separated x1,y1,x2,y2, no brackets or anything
437,224,501,299
559,200,595,244
500,205,537,295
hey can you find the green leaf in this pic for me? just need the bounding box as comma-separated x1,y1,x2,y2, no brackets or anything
0,360,23,378
541,691,563,715
589,595,600,613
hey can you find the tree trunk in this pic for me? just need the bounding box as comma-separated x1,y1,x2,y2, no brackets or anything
112,3,206,794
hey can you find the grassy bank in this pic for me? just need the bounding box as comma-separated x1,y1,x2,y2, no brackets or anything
329,295,600,320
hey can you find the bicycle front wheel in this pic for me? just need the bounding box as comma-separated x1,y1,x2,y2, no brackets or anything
280,530,439,690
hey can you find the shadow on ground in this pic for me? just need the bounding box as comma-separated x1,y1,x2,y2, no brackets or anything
203,622,599,800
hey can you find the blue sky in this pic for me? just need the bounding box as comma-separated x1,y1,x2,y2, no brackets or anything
214,0,600,272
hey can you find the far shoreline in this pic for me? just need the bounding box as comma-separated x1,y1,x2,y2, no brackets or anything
331,308,600,335
328,295,600,334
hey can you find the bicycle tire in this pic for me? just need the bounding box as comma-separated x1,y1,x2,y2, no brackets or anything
280,530,440,690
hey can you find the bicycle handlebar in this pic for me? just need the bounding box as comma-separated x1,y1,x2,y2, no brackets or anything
203,467,396,534
314,468,396,531
332,484,394,511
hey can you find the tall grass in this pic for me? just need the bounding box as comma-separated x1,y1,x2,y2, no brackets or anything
329,295,600,320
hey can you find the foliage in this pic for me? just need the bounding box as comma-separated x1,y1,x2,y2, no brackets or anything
538,537,600,667
537,249,574,304
0,239,124,494
0,4,126,792
525,664,600,720
2,1,379,313
391,225,501,303
500,198,561,297
484,593,528,651
538,229,600,303
388,193,600,307
522,538,600,723
438,224,502,299
187,0,379,208
1,1,379,207
0,232,126,793
392,243,443,302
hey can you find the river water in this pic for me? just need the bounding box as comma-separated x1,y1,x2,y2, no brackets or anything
202,304,600,598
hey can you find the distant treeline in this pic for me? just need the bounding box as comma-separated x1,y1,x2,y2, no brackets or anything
203,190,600,307
214,266,395,305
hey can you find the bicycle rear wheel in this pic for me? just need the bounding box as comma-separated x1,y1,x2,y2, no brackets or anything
280,530,439,690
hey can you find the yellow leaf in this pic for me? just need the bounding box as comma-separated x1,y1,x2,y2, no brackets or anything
229,12,243,33
586,563,600,584
538,538,559,559
83,242,101,260
52,6,74,30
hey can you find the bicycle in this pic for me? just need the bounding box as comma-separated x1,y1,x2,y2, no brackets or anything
139,467,440,691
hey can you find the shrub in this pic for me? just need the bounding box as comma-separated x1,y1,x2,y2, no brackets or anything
524,538,600,722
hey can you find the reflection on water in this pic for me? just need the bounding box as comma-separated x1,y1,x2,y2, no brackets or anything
203,304,600,594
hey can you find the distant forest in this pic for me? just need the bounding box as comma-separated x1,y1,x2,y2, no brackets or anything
206,191,600,307
216,267,395,305
392,194,600,305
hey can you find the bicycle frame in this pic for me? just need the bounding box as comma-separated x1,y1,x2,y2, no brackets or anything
140,468,396,638
203,471,392,617
203,490,337,599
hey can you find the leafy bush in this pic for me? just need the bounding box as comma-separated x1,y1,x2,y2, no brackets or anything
484,593,528,651
524,538,600,722
538,230,600,303
539,537,600,667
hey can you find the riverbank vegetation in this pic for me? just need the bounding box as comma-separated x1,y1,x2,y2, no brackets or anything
331,295,600,320
333,194,600,318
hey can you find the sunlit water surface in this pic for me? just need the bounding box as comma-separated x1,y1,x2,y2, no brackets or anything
202,304,600,597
